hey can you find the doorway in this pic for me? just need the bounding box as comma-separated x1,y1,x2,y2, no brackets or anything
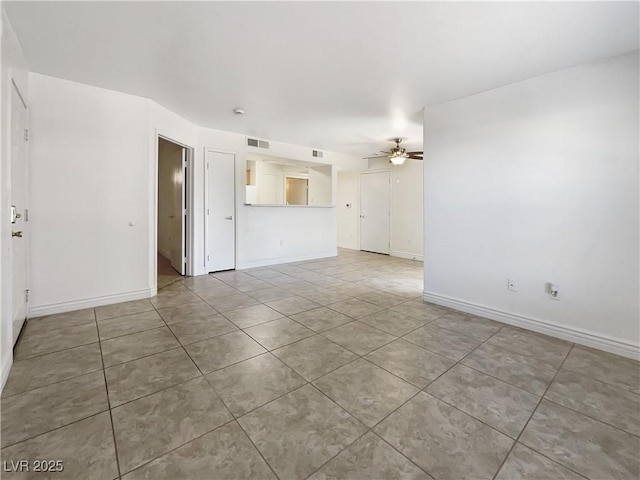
206,149,236,272
360,170,390,254
157,137,190,285
11,82,29,345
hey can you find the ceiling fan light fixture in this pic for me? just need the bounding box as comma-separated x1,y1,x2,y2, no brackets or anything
389,153,407,165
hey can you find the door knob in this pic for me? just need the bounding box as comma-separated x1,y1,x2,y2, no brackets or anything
12,231,23,238
224,216,233,220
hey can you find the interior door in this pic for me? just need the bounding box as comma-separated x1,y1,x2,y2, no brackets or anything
207,151,236,271
360,171,390,254
11,83,29,344
170,148,186,274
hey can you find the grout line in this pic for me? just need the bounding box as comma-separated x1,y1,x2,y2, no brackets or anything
490,344,583,480
94,307,123,480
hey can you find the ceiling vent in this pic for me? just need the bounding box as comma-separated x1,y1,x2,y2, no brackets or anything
247,138,270,149
312,150,323,158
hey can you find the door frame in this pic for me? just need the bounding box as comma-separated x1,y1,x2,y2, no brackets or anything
203,147,237,272
153,133,194,285
359,169,391,254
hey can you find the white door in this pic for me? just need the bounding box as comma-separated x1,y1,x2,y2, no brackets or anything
207,151,236,271
170,148,186,274
360,171,390,254
11,84,29,344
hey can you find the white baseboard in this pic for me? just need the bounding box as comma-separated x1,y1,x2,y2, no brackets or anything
237,251,337,270
391,250,424,261
423,291,640,360
28,288,156,318
337,242,359,250
1,349,14,394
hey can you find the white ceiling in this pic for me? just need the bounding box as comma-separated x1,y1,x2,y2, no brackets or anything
6,1,639,157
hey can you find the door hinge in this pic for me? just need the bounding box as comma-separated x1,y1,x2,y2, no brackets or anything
24,129,29,142
206,208,210,215
183,257,187,264
183,208,187,216
25,289,29,303
24,209,29,222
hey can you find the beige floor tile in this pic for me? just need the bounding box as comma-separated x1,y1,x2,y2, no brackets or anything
168,313,237,345
545,369,640,436
1,371,108,448
238,385,367,480
14,322,98,360
375,392,513,480
155,301,218,324
365,339,454,388
2,343,103,397
388,301,449,322
313,359,419,427
360,309,427,336
105,348,200,407
272,335,358,381
327,298,384,319
1,412,118,480
101,327,179,367
495,443,585,480
266,296,322,316
462,343,558,395
112,377,232,474
247,286,294,302
206,353,306,416
222,304,284,328
426,365,540,438
150,285,201,309
95,299,154,321
205,293,260,312
431,311,503,341
322,321,396,355
244,317,316,350
122,422,276,480
520,400,640,480
356,291,406,309
403,324,482,361
97,310,165,340
290,307,353,333
485,326,572,369
562,346,640,394
309,432,432,480
184,330,266,373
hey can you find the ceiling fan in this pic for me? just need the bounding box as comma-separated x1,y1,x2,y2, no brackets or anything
364,138,423,165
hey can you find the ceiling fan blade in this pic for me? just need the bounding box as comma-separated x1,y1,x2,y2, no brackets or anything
406,151,423,155
363,155,391,160
408,154,423,160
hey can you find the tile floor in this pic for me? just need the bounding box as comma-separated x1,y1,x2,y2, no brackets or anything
2,249,639,479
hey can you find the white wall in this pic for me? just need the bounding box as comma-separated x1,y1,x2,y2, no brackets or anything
337,159,424,260
337,171,360,250
308,165,332,206
28,74,151,315
1,9,30,389
423,52,639,358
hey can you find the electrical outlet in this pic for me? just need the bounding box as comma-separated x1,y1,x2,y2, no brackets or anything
507,278,517,292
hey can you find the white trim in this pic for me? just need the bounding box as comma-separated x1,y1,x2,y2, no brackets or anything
1,349,14,394
390,250,423,261
423,291,640,360
28,288,156,318
337,242,359,250
237,251,336,270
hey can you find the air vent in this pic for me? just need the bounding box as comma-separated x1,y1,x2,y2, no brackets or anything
312,150,323,158
247,138,270,149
